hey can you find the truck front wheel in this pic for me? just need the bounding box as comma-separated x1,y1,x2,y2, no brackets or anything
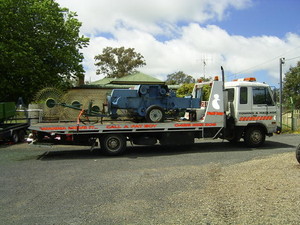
100,134,126,156
244,126,265,148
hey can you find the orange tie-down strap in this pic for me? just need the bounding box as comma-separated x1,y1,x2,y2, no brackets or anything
77,109,85,125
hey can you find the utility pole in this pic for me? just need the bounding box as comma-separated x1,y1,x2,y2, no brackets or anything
279,57,285,129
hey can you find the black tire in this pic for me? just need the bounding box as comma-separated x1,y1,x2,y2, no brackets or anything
18,130,25,143
11,131,19,143
145,105,165,123
244,126,265,148
100,134,126,156
296,144,300,164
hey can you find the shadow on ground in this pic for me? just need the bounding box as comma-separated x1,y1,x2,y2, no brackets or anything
36,140,295,161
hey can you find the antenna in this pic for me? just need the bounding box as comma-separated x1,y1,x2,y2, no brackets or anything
201,54,213,79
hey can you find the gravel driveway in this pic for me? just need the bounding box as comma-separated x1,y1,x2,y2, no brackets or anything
0,134,299,224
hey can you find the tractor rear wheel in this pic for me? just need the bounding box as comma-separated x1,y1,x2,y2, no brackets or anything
145,105,165,123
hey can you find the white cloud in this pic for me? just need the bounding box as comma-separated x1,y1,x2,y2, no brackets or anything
57,0,252,35
57,0,299,86
82,23,300,84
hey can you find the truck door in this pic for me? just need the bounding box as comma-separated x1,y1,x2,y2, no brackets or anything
251,86,276,119
236,86,253,121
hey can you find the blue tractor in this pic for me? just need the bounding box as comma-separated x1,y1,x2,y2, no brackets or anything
107,84,200,122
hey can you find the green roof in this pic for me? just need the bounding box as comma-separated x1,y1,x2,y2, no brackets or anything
100,72,165,85
89,77,115,85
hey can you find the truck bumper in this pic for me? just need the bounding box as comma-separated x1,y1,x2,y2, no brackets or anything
275,126,282,134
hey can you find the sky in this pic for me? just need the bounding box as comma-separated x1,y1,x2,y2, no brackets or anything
56,0,300,87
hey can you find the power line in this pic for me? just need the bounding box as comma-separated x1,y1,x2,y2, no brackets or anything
285,56,300,61
231,57,278,76
228,45,300,77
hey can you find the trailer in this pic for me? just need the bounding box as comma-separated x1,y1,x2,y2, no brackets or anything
0,102,30,143
29,76,279,155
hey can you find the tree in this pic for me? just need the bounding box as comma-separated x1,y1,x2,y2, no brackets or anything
165,71,195,85
283,61,300,108
176,83,195,97
0,0,89,103
176,76,210,97
94,47,146,78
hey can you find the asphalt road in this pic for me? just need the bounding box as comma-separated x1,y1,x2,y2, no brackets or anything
0,134,299,225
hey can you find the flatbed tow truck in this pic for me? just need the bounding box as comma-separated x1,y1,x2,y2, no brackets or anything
29,75,279,155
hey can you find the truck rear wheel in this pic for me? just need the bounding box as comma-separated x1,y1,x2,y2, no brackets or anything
100,134,126,156
244,126,265,147
296,144,300,164
145,105,164,123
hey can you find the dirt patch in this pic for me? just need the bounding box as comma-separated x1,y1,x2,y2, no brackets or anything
165,152,300,224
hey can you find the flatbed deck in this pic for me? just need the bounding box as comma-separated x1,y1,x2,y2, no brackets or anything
30,120,222,135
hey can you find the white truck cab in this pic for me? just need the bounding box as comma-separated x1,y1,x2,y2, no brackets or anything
191,77,278,147
225,78,277,133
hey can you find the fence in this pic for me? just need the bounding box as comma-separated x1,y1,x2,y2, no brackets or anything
282,109,300,131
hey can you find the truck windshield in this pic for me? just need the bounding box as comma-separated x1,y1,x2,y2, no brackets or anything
252,87,275,106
